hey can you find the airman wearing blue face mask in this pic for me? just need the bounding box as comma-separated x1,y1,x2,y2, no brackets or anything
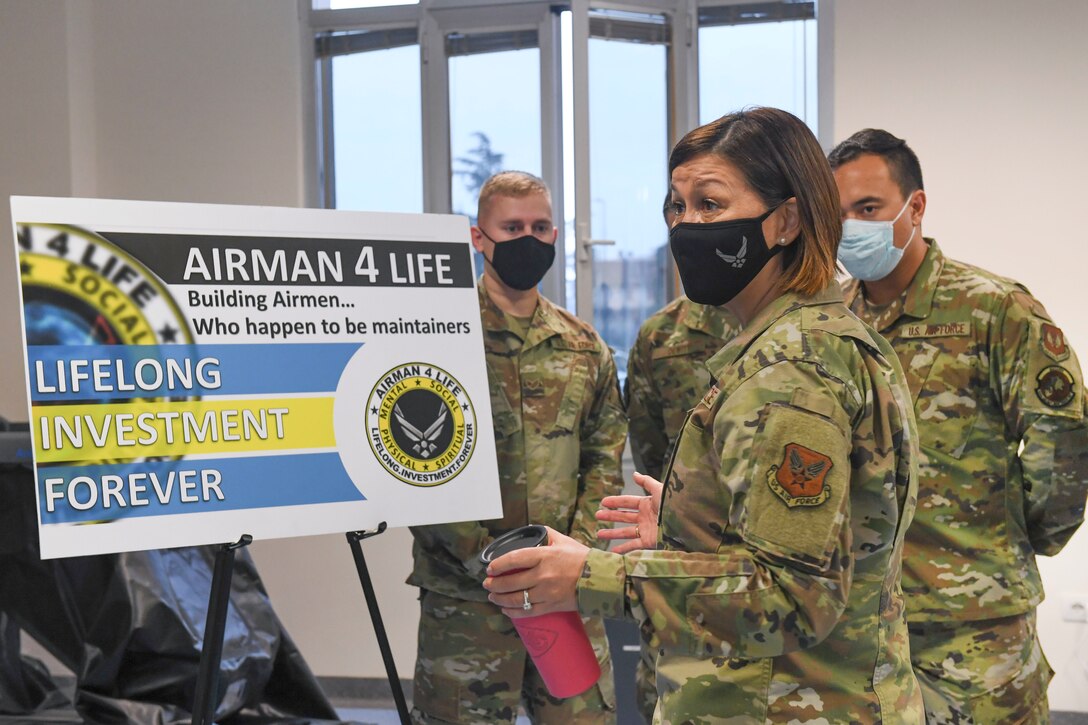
830,128,1088,725
837,191,917,281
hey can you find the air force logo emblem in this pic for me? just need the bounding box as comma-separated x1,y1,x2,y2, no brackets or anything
367,363,476,486
394,402,447,458
715,236,747,268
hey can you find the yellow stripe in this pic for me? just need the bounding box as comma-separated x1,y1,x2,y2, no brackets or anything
34,397,336,463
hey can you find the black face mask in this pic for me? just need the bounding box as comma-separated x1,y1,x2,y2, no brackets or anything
481,230,556,291
669,207,782,306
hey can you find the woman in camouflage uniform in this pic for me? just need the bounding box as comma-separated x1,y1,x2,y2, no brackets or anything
484,108,925,723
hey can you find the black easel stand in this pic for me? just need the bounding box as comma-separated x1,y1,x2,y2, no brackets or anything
346,523,411,725
192,534,253,725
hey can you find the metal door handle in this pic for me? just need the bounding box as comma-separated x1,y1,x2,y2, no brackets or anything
578,236,615,261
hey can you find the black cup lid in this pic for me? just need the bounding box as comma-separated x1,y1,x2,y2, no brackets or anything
479,524,548,563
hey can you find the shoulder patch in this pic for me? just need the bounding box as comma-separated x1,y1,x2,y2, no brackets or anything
1036,365,1077,409
767,442,833,507
1041,323,1070,362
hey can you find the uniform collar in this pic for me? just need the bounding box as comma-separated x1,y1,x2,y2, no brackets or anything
478,281,566,348
708,282,844,372
680,297,741,339
844,238,944,331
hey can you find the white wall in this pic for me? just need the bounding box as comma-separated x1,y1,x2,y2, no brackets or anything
1,0,1087,711
0,0,73,420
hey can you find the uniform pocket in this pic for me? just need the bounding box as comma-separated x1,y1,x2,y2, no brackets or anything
912,613,1053,723
913,340,980,458
487,360,521,439
553,358,590,432
656,654,771,723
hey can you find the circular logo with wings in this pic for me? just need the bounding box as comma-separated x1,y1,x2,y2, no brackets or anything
366,363,476,487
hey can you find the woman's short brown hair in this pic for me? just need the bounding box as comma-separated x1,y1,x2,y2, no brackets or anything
669,107,841,296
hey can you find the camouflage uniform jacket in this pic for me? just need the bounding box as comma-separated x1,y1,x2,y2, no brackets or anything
408,282,627,602
626,296,740,480
577,284,924,723
844,239,1088,622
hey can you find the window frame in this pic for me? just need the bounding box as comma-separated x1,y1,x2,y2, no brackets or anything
307,0,833,312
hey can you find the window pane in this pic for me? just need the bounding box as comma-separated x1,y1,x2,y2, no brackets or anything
332,45,423,213
589,36,669,382
699,19,817,133
448,47,542,221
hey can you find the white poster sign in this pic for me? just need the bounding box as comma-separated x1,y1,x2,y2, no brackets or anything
10,196,501,559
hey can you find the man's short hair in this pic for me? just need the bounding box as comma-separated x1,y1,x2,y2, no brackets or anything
477,171,552,219
828,129,925,198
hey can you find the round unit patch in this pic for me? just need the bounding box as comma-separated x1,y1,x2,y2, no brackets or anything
366,363,476,486
1035,365,1076,409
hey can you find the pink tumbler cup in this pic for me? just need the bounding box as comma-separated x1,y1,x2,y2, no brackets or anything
481,525,601,698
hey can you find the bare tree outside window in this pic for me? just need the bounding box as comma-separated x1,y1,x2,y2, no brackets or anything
453,132,505,222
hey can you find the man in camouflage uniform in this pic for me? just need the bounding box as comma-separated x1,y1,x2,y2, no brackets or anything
623,200,741,722
626,197,742,482
408,171,626,724
830,128,1088,724
626,295,737,480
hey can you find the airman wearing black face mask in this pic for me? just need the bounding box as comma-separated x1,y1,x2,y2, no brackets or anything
408,171,626,725
477,227,556,291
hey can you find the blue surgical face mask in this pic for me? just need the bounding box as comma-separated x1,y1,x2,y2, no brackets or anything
838,194,917,281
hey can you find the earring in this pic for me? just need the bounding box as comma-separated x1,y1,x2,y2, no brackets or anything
778,237,788,245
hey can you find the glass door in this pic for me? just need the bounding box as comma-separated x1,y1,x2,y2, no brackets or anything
426,3,565,301
568,2,676,379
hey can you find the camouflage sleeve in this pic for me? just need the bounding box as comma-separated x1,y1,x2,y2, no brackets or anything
576,548,629,620
625,329,669,480
581,359,861,659
993,291,1088,556
570,344,628,549
409,522,493,582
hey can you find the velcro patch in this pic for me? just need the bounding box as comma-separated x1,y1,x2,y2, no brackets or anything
651,340,704,359
898,321,970,339
741,402,849,569
522,381,546,398
552,338,597,352
767,443,833,507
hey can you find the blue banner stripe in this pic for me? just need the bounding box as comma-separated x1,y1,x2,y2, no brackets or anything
28,343,361,401
38,452,364,524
